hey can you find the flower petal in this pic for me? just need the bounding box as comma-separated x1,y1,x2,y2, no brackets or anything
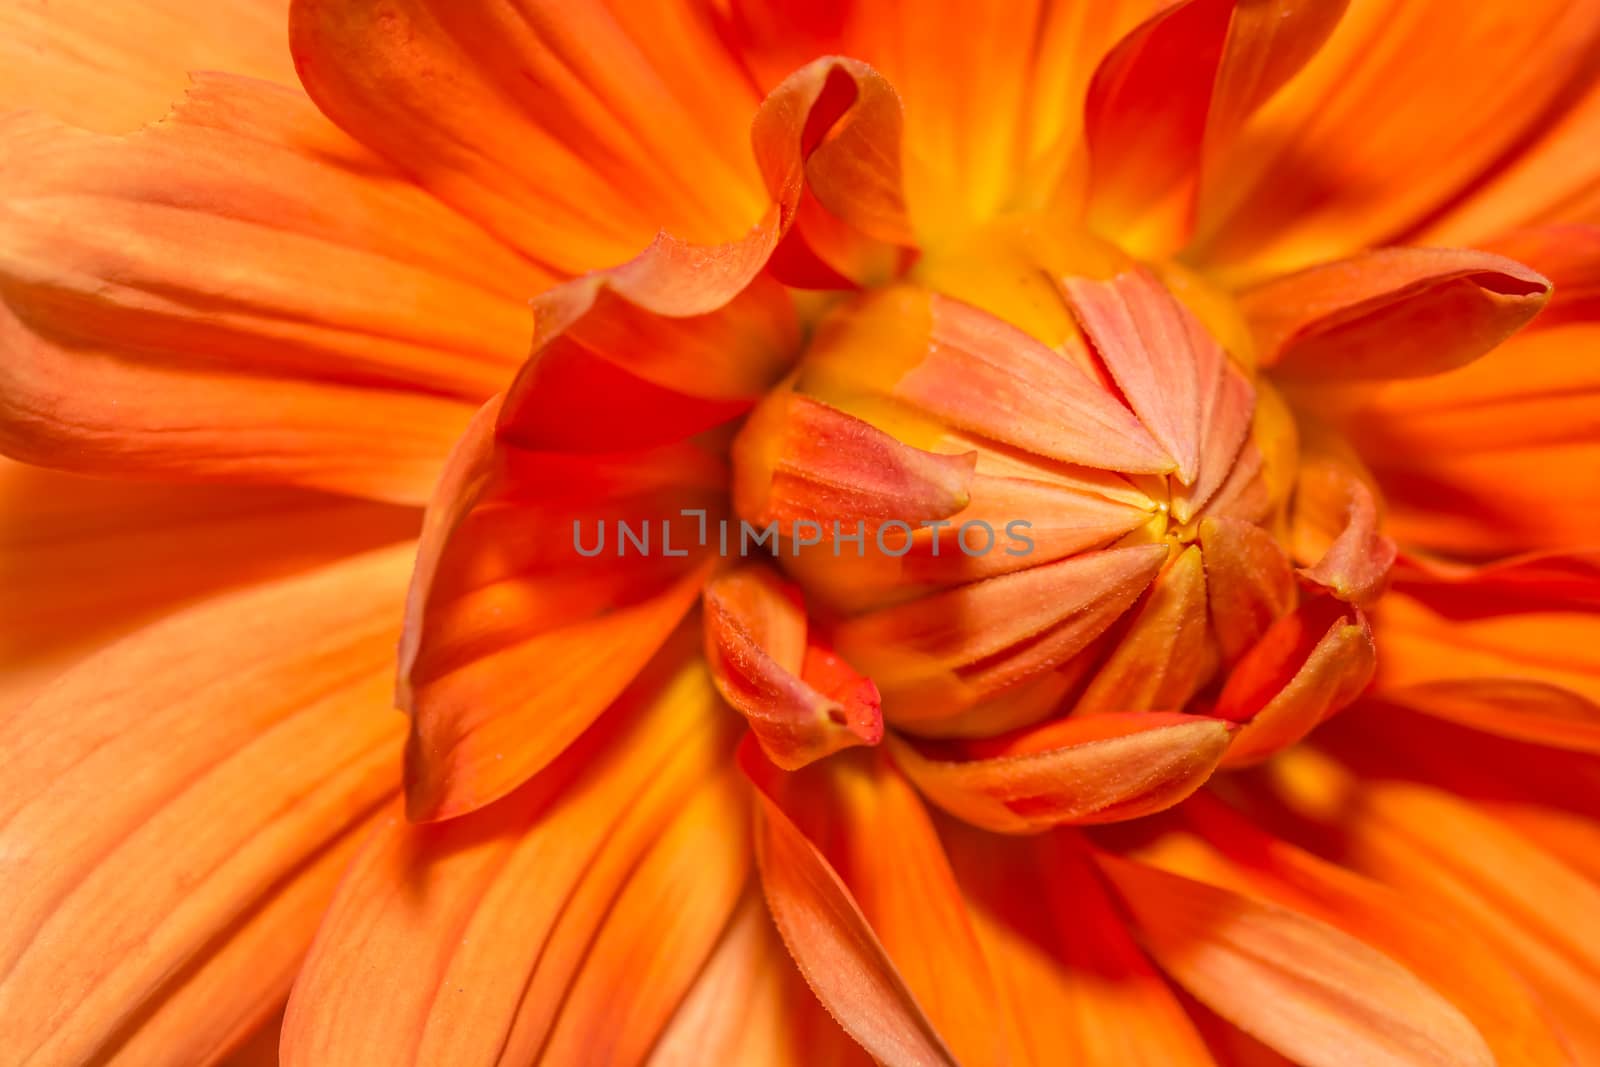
941,825,1217,1065
1264,750,1600,1063
1378,680,1600,755
0,545,412,1066
1318,321,1600,556
0,77,546,502
1481,224,1600,327
1096,852,1495,1067
1373,587,1600,704
1422,82,1600,244
507,275,799,454
892,712,1234,833
734,392,976,527
1084,0,1346,251
1063,268,1216,482
1390,546,1600,611
399,398,724,819
1241,248,1550,380
743,746,961,1067
1148,798,1573,1067
726,1,1167,242
0,458,416,709
529,769,752,1067
1074,545,1213,714
0,0,295,131
1216,597,1376,766
746,747,1006,1065
834,544,1168,728
1197,516,1299,664
1190,0,1600,280
784,282,1174,479
1295,466,1396,607
703,566,883,770
289,0,767,271
282,651,744,1067
645,889,869,1067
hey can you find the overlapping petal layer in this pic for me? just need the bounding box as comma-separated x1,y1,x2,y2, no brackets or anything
0,546,413,1065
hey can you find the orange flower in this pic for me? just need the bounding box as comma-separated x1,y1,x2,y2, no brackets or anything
3,2,1598,1065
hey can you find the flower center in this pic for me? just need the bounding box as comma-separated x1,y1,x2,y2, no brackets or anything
712,227,1389,782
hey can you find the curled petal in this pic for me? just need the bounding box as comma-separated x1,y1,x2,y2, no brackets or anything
1217,597,1376,766
1298,474,1397,607
399,396,724,820
779,60,914,246
1482,224,1600,328
734,392,976,526
1240,247,1550,380
504,274,799,454
704,566,882,770
891,712,1235,832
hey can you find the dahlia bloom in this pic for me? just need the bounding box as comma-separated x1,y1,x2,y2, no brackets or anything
3,0,1599,1064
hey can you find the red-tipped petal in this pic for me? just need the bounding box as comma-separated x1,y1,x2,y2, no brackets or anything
704,566,882,770
1297,473,1397,607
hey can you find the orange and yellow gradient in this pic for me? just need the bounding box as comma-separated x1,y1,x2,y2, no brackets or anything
2,1,1599,1065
